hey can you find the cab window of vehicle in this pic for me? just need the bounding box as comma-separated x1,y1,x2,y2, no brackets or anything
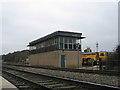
100,53,104,56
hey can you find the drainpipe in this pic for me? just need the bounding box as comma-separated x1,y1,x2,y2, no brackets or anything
77,39,82,69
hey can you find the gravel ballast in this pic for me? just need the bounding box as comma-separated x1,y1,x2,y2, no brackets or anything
15,67,119,87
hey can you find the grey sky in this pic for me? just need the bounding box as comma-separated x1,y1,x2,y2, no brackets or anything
1,0,118,55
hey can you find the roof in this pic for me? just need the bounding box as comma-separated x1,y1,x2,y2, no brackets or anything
82,52,97,54
82,51,108,54
28,31,85,46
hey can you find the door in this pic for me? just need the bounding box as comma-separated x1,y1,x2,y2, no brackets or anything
61,55,66,68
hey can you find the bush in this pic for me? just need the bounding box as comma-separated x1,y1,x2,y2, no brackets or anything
107,45,120,71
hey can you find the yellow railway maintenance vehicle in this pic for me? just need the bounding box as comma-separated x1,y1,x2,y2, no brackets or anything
82,51,108,65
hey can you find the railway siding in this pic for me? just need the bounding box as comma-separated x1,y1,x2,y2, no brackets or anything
26,68,119,87
4,65,119,87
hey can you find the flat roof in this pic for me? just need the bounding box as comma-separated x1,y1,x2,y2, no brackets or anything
28,31,85,46
82,51,108,54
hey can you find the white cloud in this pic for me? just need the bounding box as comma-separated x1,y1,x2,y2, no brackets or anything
1,0,119,3
1,1,118,54
0,3,2,55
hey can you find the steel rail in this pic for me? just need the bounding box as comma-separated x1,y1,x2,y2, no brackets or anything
2,70,51,90
3,66,120,90
2,68,79,90
3,63,120,76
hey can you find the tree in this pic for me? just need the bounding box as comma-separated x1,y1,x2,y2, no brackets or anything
107,45,120,71
2,50,29,63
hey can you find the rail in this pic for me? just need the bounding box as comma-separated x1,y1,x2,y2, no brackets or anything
2,65,120,90
3,63,120,76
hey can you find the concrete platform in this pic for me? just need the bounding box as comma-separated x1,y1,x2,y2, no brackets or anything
0,76,18,90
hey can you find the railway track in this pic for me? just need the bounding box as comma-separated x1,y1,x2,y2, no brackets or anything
2,65,120,90
3,63,120,76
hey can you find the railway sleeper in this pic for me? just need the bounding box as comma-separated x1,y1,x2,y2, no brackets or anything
18,85,30,89
15,83,26,86
46,83,65,87
37,80,53,82
40,82,59,85
55,85,76,89
36,80,54,83
36,81,77,89
3,67,120,90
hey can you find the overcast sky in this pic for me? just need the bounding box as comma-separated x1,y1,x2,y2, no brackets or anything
1,0,119,55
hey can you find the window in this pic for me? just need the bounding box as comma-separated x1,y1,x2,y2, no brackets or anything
73,38,77,43
69,38,72,43
64,44,68,49
76,39,80,44
29,46,36,50
60,43,64,49
56,38,59,44
100,53,104,56
60,37,63,43
54,38,57,44
78,45,81,50
41,42,44,48
106,52,108,56
51,39,54,45
64,38,68,43
58,37,81,50
69,44,72,49
74,44,76,49
45,41,48,47
48,40,50,46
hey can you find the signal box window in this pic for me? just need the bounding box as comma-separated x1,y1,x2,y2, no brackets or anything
74,44,76,49
60,43,64,49
65,44,68,49
69,44,72,49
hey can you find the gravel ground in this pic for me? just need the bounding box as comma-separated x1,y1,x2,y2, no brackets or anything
13,66,120,87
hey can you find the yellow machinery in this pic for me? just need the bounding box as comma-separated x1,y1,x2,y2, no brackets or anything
82,51,108,65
